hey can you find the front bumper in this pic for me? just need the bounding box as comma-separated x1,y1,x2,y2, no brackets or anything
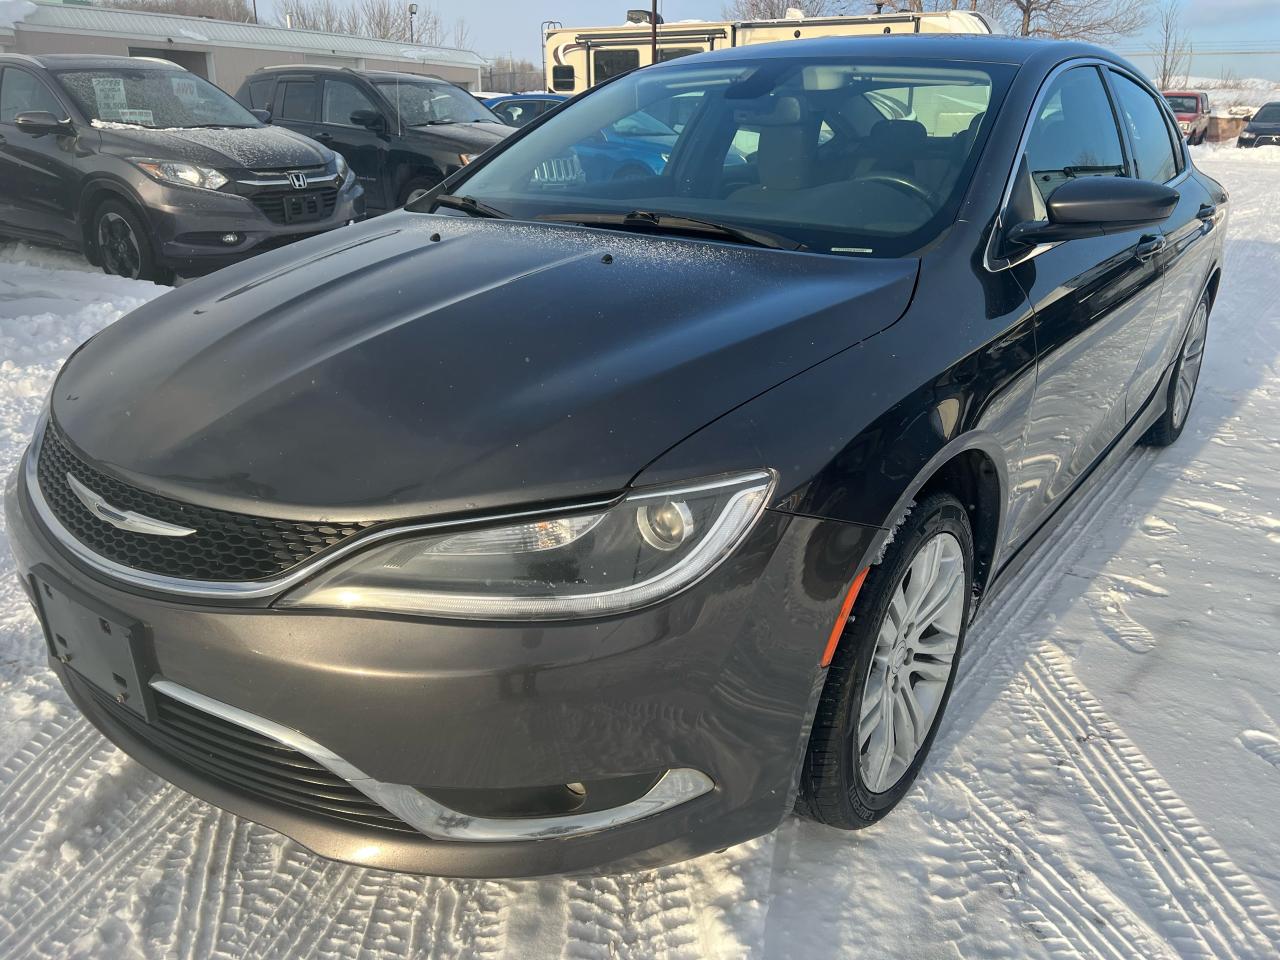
6,452,877,877
137,176,365,276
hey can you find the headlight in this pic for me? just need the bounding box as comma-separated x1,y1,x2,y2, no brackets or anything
129,158,228,191
334,153,349,182
279,470,775,620
1239,130,1256,140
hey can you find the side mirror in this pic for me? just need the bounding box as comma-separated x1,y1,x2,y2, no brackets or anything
249,108,272,124
15,111,70,136
350,109,384,131
1007,177,1179,247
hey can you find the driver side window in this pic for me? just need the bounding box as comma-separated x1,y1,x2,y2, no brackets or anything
0,69,63,124
1022,66,1127,209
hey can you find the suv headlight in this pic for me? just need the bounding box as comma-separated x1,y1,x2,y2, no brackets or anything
1239,130,1256,140
279,470,775,620
130,158,228,192
334,153,350,183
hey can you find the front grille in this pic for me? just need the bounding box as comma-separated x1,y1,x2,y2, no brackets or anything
76,674,417,835
251,187,339,225
36,424,374,582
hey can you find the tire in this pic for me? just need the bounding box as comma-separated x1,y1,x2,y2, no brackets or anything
1142,291,1209,447
799,491,974,829
93,199,173,285
399,178,438,208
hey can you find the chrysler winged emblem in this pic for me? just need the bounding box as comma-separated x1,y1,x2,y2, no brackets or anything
66,474,196,538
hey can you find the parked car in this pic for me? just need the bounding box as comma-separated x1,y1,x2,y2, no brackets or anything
484,93,567,127
0,54,362,282
1162,90,1210,144
236,66,514,211
8,35,1226,879
1238,101,1280,147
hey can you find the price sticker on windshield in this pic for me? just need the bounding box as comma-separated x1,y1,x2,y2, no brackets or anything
91,77,129,120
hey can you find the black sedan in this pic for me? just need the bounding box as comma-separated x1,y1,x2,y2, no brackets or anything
0,54,363,282
5,35,1226,878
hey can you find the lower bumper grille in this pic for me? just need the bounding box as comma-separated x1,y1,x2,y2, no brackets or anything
251,188,339,224
76,673,417,836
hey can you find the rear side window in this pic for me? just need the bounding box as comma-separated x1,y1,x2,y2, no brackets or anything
0,68,63,123
246,77,274,110
1110,72,1180,183
278,80,316,122
1023,66,1126,205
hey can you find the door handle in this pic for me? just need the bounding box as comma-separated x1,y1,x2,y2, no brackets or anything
1197,203,1217,222
1135,235,1166,262
314,132,333,142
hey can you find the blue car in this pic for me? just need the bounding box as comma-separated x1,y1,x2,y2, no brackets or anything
489,94,746,184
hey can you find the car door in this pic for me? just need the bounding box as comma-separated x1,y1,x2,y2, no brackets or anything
1003,64,1167,548
317,77,388,210
1110,70,1218,417
271,76,321,142
0,66,80,244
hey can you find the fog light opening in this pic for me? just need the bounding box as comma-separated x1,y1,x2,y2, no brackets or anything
221,233,241,245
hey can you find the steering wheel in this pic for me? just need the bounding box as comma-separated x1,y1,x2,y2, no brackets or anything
849,173,936,208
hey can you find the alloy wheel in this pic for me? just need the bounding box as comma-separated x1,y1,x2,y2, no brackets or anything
98,212,142,280
1172,299,1209,429
857,532,965,794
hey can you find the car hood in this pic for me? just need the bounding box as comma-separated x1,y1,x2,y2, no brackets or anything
1245,120,1280,133
404,121,513,151
52,214,918,522
96,124,330,170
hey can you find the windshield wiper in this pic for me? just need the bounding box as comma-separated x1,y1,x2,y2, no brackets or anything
537,210,804,251
430,194,510,219
413,119,457,126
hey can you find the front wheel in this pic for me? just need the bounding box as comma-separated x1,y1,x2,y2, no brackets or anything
799,491,973,829
93,200,172,284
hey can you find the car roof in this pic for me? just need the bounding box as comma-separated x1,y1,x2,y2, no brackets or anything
12,53,182,71
669,33,1117,69
253,64,453,85
487,93,565,101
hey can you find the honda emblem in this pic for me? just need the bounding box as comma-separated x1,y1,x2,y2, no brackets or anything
287,171,308,190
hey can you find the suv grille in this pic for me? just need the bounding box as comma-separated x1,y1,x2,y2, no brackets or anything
36,425,374,582
251,187,338,225
75,674,417,836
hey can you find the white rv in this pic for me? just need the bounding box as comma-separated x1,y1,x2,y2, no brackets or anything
544,10,999,96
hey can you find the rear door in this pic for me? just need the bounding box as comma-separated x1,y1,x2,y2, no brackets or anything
0,67,79,244
318,77,387,210
1004,64,1167,548
1111,70,1217,418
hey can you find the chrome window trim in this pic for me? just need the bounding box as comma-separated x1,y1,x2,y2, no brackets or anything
152,678,714,842
984,57,1189,274
23,415,619,600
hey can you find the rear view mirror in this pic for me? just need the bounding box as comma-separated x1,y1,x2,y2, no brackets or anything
1008,177,1179,246
14,111,70,136
350,109,384,130
249,108,271,124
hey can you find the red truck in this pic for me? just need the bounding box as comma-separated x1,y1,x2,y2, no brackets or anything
1163,90,1211,144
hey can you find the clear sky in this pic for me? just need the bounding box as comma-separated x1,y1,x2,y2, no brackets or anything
261,0,1280,81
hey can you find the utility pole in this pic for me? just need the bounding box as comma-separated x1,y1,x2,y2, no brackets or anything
651,0,658,67
408,2,417,44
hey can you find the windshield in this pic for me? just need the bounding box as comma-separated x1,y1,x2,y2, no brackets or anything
54,68,258,129
1164,95,1199,114
1253,104,1280,123
435,57,1013,258
374,80,499,126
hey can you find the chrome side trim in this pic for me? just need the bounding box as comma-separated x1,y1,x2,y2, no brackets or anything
23,416,618,600
234,172,335,187
984,57,1191,274
150,679,715,842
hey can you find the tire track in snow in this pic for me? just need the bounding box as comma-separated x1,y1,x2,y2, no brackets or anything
1239,730,1280,773
932,772,1170,960
1025,648,1280,958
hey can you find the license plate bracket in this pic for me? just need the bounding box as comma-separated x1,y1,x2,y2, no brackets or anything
32,565,156,722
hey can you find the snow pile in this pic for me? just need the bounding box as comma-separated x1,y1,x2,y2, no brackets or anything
0,154,1279,957
0,0,34,29
1185,75,1280,115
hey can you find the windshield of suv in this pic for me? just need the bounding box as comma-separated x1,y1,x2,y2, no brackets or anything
1253,104,1280,123
434,56,1013,258
1164,95,1199,114
53,68,259,129
374,79,499,126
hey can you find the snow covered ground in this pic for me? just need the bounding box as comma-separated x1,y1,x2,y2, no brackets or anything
0,146,1278,959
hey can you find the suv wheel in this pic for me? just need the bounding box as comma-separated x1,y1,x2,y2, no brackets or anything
799,492,973,828
93,200,173,285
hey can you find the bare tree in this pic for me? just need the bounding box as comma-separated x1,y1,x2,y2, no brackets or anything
999,0,1151,41
100,0,254,21
722,1,839,17
274,0,358,33
274,0,469,47
1150,0,1192,90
